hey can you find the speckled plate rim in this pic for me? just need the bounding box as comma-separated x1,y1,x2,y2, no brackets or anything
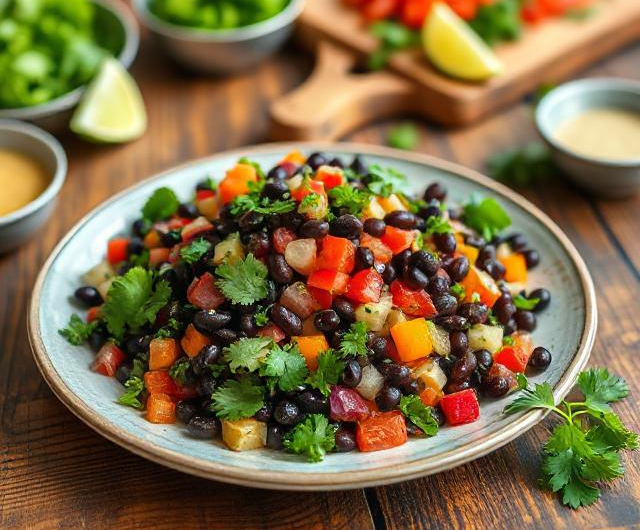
28,142,597,491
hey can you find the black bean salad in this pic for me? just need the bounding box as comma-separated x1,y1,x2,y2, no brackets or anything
59,150,553,462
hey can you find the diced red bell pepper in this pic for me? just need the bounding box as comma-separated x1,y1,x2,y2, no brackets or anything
345,268,384,304
440,389,480,426
257,323,286,343
291,178,325,202
307,269,350,295
314,166,344,190
107,238,129,265
86,306,102,323
493,332,534,373
400,0,434,28
308,285,333,310
196,189,215,201
187,272,225,310
181,216,213,243
356,411,408,452
362,0,398,21
389,280,437,317
144,370,178,395
149,247,171,267
272,227,297,255
317,235,355,273
329,386,370,422
380,226,415,255
448,0,478,20
360,233,393,264
167,217,192,230
91,343,125,377
172,384,199,401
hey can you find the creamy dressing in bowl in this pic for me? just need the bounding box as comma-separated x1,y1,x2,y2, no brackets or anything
0,149,51,217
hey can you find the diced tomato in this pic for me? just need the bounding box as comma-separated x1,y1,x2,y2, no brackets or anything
187,272,226,310
493,332,534,373
290,179,326,202
172,384,199,401
144,370,178,395
317,235,355,273
308,285,333,310
307,269,350,295
149,247,170,267
279,161,298,176
107,238,129,265
181,216,214,243
314,166,344,190
91,343,125,377
146,393,176,424
400,0,434,28
380,226,415,255
440,389,480,426
180,323,212,358
86,306,102,323
356,411,408,452
345,268,384,304
360,233,393,264
362,0,398,21
257,323,286,343
196,189,215,201
272,227,297,254
149,337,180,370
390,280,437,317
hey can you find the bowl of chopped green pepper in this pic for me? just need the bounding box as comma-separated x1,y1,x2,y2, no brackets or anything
132,0,304,75
0,0,140,132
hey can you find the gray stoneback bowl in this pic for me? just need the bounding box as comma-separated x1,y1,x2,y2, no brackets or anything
0,0,140,133
131,0,305,75
0,120,67,253
536,78,640,199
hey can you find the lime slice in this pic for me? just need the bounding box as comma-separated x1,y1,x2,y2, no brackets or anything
422,2,503,81
71,58,147,143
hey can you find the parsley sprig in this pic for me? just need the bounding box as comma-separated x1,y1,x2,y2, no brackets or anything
117,359,147,409
58,314,98,345
339,321,369,358
215,254,269,306
306,349,346,396
505,369,638,509
399,395,439,436
284,414,337,463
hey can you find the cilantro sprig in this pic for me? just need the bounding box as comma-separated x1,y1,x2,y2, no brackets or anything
117,359,147,409
58,314,98,345
215,254,269,306
180,238,211,264
424,216,453,235
260,343,309,393
399,395,439,436
142,187,179,223
462,194,512,241
211,375,265,421
306,349,346,396
284,414,337,463
366,164,407,198
223,337,272,373
505,369,638,509
339,321,369,358
328,185,371,216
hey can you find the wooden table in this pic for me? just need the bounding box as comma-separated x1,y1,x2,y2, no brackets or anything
1,34,639,530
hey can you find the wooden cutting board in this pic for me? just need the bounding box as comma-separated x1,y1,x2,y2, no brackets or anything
270,0,640,140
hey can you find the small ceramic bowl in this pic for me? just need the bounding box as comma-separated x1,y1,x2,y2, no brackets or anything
0,120,67,253
132,0,305,75
536,78,640,199
0,0,140,133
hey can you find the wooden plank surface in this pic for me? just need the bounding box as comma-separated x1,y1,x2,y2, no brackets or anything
1,27,640,530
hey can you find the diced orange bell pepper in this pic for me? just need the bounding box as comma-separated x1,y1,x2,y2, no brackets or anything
292,335,329,371
360,233,393,264
144,230,161,249
499,253,528,284
144,370,178,395
316,235,355,273
281,150,306,165
307,269,350,295
380,226,415,254
146,393,176,424
314,166,344,190
390,318,433,362
149,337,180,370
356,410,408,452
460,265,501,308
419,387,443,407
149,247,171,267
180,323,211,358
455,238,479,264
107,238,129,265
218,163,258,204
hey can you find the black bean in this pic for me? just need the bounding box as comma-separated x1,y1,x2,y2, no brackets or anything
197,373,217,397
418,202,441,220
329,329,346,349
238,211,264,233
415,217,426,232
88,329,107,352
271,304,303,336
403,266,429,290
314,309,340,332
434,232,457,254
240,314,259,337
269,253,294,284
410,250,440,277
433,354,455,378
187,416,220,438
493,295,516,324
384,210,417,230
74,286,103,307
374,262,386,275
382,263,397,284
529,288,551,312
457,303,488,325
328,157,344,168
299,220,330,239
330,214,363,239
176,400,198,424
406,420,423,436
447,256,470,282
515,310,536,332
424,182,447,202
178,202,199,219
115,363,131,386
363,218,386,237
333,297,355,323
132,218,149,237
393,249,412,277
445,380,471,394
522,249,540,269
483,376,509,398
354,247,375,272
477,245,496,265
428,274,450,297
434,315,470,332
379,363,412,387
267,423,286,449
274,400,304,425
193,310,232,334
376,385,402,411
464,234,485,248
474,349,493,374
268,165,289,180
484,260,506,281
255,402,273,422
450,331,468,356
528,346,552,369
432,406,446,426
306,152,327,170
401,379,420,395
369,337,389,359
434,294,458,316
450,352,478,383
191,344,220,375
261,179,289,200
128,237,145,255
507,233,528,251
335,426,357,452
213,328,237,346
161,230,181,247
503,318,518,336
295,389,328,414
350,155,368,175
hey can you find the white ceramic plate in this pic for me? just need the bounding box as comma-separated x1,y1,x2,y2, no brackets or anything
29,143,596,490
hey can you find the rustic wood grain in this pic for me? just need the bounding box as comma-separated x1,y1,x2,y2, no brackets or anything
1,25,639,530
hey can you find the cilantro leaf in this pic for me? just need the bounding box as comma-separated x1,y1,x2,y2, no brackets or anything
462,195,512,241
117,359,147,409
339,321,369,357
328,185,371,216
211,375,265,421
387,122,419,150
513,294,540,311
306,349,346,396
587,412,639,451
230,194,296,216
180,238,212,264
215,254,269,306
254,305,271,327
503,336,515,346
424,216,453,235
260,343,309,392
487,142,553,188
366,165,407,198
469,0,522,46
223,337,272,373
58,313,98,345
450,283,466,300
169,357,194,386
399,395,439,436
542,449,580,492
102,267,172,339
577,368,629,412
284,414,337,463
561,476,600,509
142,187,179,222
503,380,555,415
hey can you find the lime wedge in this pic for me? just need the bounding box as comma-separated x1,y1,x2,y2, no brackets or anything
422,2,503,81
71,58,147,143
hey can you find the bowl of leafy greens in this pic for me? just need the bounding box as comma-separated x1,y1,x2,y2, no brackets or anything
132,0,304,75
0,0,140,132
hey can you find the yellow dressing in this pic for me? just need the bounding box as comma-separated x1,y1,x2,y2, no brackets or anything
0,149,50,216
553,107,640,162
